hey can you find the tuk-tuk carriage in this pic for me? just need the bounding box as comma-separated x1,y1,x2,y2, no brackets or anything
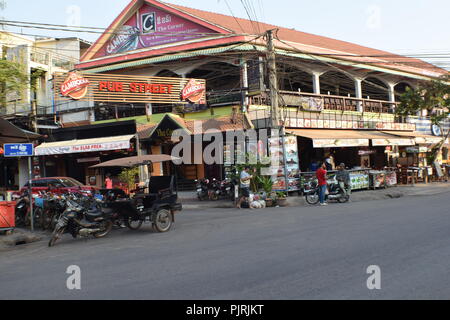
91,155,182,233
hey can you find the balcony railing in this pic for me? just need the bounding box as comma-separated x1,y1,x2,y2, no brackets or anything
248,107,414,131
207,89,243,107
249,90,398,114
30,48,76,70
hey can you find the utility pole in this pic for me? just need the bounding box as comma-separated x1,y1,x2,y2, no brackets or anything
266,29,289,196
266,29,279,129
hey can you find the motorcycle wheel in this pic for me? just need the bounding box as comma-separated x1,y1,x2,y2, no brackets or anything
305,192,320,205
125,217,143,230
337,194,350,203
15,206,26,227
93,220,113,238
33,207,44,230
48,227,65,247
40,209,52,231
153,209,173,233
209,192,219,201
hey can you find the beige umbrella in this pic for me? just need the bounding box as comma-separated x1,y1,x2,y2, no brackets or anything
90,154,180,168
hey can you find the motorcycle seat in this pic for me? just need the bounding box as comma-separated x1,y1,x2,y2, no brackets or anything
86,210,103,218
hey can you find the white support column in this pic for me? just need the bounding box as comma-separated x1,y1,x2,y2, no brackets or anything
240,57,249,112
312,73,321,95
355,79,363,112
388,83,396,112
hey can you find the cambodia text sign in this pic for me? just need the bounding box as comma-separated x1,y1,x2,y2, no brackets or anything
93,3,217,58
3,143,34,157
54,72,206,105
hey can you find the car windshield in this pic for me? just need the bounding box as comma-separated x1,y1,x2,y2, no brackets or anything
57,178,84,187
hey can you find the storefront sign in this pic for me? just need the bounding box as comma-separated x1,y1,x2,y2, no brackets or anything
406,146,429,153
358,150,377,156
37,141,131,156
300,97,324,112
93,4,217,58
60,72,90,100
182,79,206,104
35,136,134,156
77,157,101,163
54,72,207,105
372,138,415,147
313,139,369,148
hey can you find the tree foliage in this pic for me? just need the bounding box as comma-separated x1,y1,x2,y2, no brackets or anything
396,74,450,161
0,59,29,110
397,75,450,125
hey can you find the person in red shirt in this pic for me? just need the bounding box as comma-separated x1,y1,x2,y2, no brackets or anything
316,162,328,206
105,173,113,190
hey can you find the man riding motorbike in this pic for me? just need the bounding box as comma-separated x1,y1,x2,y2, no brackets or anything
336,163,351,197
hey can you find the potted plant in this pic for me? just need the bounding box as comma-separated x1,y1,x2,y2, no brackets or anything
257,176,274,207
276,192,288,207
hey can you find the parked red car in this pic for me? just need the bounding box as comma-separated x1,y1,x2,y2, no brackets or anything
17,177,97,197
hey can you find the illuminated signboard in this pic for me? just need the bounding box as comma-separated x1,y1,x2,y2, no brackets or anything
54,72,206,105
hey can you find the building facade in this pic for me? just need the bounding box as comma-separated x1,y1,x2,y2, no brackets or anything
16,0,449,190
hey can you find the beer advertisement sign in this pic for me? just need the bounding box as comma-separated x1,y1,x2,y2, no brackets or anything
94,3,217,58
54,72,206,105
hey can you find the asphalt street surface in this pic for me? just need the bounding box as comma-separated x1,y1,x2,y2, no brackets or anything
1,191,450,300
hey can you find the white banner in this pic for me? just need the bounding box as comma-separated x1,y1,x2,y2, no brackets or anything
313,139,369,148
35,135,135,156
372,138,415,147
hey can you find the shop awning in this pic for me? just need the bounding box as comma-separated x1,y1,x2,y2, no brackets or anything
0,118,41,144
286,129,413,148
382,131,443,144
35,135,135,156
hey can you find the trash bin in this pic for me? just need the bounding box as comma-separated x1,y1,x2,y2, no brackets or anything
0,201,16,232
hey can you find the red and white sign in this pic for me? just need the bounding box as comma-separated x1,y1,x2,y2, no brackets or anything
182,79,206,104
60,72,90,100
35,135,134,156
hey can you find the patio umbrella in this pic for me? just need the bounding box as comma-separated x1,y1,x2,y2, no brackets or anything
0,118,41,144
90,155,180,168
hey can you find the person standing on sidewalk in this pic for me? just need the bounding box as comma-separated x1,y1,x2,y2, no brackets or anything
316,162,328,206
237,166,253,209
105,173,113,190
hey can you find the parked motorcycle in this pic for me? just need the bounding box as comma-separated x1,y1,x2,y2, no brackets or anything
195,179,210,201
209,179,235,201
48,196,113,247
14,190,44,228
304,176,350,204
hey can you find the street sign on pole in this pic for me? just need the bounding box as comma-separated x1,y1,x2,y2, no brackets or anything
3,143,34,157
3,143,35,231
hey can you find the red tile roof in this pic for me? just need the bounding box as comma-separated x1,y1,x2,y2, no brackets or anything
164,2,447,76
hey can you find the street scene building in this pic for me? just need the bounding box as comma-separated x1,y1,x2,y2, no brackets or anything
1,0,450,303
6,0,443,192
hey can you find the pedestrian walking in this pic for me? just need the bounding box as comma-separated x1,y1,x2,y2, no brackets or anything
316,162,328,206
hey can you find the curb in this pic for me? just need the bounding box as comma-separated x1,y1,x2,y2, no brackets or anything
180,185,450,209
0,229,44,249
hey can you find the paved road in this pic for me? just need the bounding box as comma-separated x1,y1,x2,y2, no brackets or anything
1,192,450,300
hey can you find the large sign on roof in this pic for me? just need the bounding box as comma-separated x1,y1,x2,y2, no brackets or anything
53,72,206,105
93,3,218,59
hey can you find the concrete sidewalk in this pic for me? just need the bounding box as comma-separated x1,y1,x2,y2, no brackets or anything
181,182,450,209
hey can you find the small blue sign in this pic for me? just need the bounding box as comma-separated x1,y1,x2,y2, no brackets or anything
3,143,34,157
